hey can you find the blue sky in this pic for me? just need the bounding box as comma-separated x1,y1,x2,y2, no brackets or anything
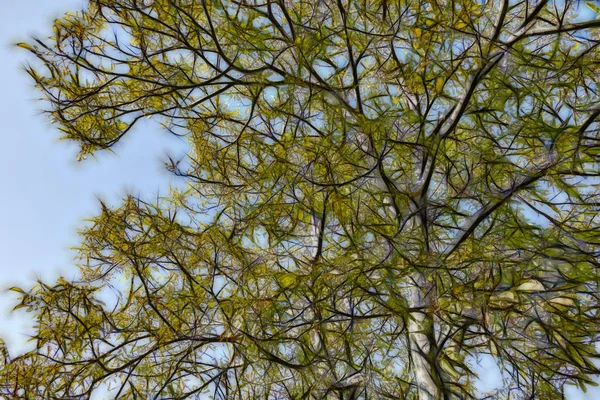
0,1,598,398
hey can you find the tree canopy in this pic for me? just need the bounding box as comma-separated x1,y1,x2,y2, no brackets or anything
2,0,600,398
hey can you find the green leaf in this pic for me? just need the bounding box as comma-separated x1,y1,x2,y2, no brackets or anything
587,2,600,15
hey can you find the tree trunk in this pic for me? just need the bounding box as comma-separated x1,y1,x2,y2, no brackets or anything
408,272,445,400
355,126,445,398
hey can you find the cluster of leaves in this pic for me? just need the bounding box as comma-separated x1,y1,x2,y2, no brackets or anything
3,0,600,398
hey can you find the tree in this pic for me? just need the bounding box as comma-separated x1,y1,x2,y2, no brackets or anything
2,0,600,398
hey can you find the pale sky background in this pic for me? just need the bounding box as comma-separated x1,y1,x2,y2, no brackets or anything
0,0,598,398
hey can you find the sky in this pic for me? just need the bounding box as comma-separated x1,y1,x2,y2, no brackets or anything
0,0,598,398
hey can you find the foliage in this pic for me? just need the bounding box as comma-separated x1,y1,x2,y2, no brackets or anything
3,0,600,398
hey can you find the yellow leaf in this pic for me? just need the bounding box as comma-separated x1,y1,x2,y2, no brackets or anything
455,22,467,30
489,291,518,309
445,345,461,361
435,78,444,93
489,340,498,357
554,332,567,348
278,273,296,288
587,2,600,15
440,358,460,379
413,28,422,38
16,43,35,52
548,297,575,307
515,280,545,292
